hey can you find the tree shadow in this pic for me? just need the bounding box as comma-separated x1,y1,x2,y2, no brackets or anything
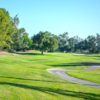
0,82,100,100
81,62,100,66
84,55,100,58
16,52,42,56
93,56,100,58
51,62,100,67
0,75,66,84
51,63,83,68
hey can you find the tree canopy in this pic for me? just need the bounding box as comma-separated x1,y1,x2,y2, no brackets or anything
32,31,58,54
0,8,100,54
0,8,16,50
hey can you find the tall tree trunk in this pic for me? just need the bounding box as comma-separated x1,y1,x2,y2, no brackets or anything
41,50,44,55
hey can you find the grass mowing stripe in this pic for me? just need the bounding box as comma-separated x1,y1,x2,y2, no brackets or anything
0,53,100,100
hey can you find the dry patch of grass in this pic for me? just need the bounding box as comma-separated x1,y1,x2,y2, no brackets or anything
0,51,9,55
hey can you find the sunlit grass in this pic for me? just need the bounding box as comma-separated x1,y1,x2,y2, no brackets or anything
0,52,100,100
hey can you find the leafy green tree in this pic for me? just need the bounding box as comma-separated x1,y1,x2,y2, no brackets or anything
0,8,16,50
13,15,19,27
12,28,31,51
75,39,88,53
32,31,50,54
68,36,82,52
48,35,58,52
32,31,58,54
11,28,23,51
86,35,96,53
68,37,75,52
21,32,32,51
58,32,69,52
96,33,100,53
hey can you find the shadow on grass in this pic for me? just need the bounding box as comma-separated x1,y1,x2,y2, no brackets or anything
81,62,100,66
51,62,100,67
0,82,100,100
0,76,66,84
16,52,42,56
85,55,100,58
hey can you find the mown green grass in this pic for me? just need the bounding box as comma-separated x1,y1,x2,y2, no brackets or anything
67,69,100,84
0,52,100,100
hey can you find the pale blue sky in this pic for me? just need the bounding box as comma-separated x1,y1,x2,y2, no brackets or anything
0,0,100,38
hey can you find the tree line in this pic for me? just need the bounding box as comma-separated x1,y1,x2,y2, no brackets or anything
0,8,100,54
0,8,32,52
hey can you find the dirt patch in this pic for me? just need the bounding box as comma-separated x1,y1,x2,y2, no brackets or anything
0,51,8,55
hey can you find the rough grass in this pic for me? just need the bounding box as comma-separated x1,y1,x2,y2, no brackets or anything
0,52,100,100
